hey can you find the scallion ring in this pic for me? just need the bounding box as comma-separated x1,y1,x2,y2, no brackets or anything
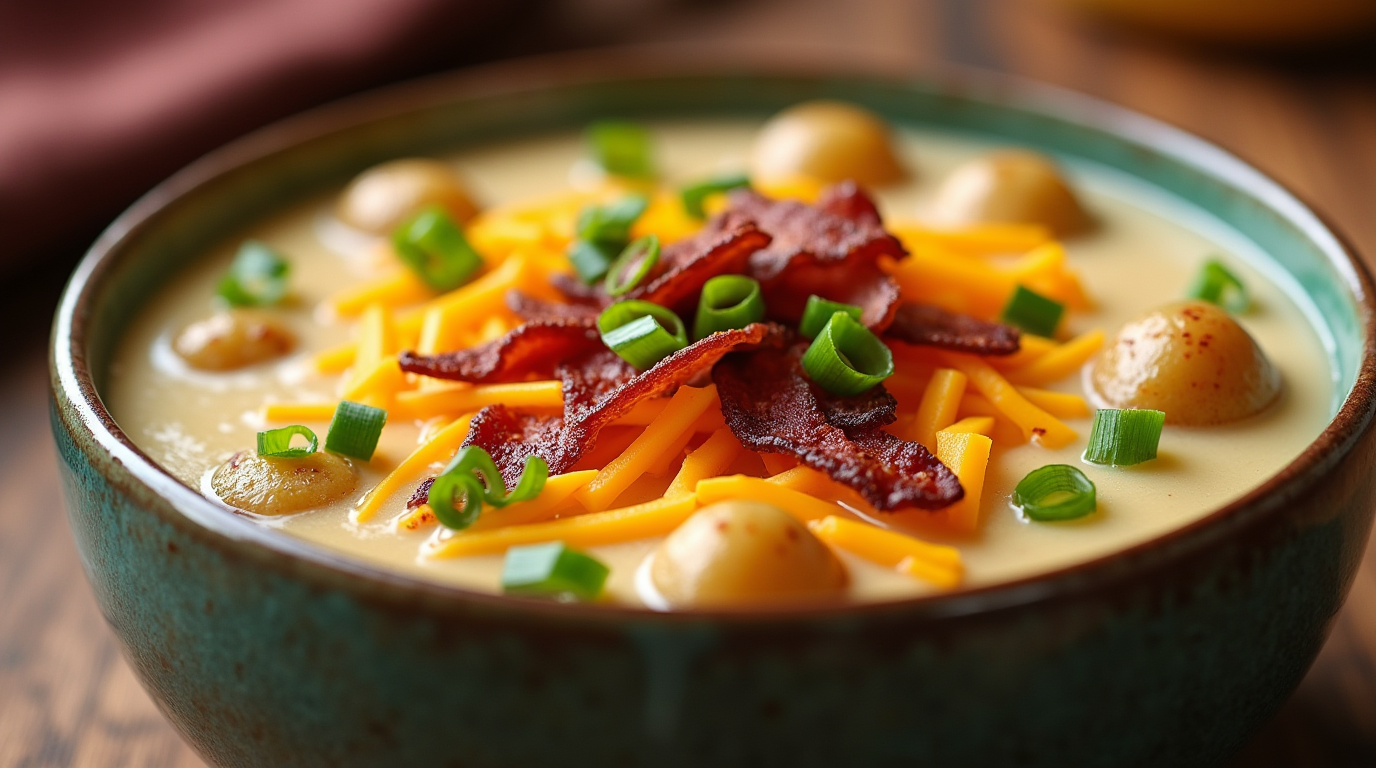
427,447,550,531
800,312,894,396
597,300,688,370
1012,464,1097,522
584,121,655,179
799,294,862,339
217,240,290,307
567,239,618,284
1186,259,1248,313
576,195,649,246
1083,408,1165,467
1000,285,1064,338
256,425,318,458
501,541,610,601
604,235,661,297
391,207,483,291
324,401,388,461
694,275,764,340
680,172,751,219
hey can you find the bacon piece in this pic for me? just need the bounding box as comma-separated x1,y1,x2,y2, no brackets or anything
506,291,601,323
407,478,434,510
549,215,772,316
463,407,572,488
814,382,899,432
462,323,788,481
713,346,962,511
397,321,600,384
624,216,771,315
885,302,1021,356
725,183,904,331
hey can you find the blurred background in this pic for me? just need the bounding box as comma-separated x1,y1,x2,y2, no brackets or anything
3,0,1375,765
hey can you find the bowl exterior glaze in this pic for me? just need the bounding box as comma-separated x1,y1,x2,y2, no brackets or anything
51,56,1376,768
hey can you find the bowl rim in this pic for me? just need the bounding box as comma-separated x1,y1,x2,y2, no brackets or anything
51,47,1376,626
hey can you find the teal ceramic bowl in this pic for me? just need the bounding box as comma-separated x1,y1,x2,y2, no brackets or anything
51,53,1376,767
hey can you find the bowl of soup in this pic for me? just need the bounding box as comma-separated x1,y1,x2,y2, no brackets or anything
50,53,1376,767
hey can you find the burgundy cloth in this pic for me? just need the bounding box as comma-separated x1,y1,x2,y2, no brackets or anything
0,0,506,267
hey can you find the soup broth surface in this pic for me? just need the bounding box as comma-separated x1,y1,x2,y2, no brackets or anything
107,120,1334,605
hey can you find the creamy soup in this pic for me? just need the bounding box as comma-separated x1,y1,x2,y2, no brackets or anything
107,114,1333,607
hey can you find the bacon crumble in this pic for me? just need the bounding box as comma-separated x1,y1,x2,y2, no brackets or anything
884,302,1021,356
712,346,963,511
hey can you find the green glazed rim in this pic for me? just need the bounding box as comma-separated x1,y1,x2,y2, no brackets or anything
50,50,1376,625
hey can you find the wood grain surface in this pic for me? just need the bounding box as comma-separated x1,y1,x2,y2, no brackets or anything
4,0,1375,765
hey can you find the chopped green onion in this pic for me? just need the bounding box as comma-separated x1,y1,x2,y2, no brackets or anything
217,241,290,307
799,295,863,339
576,195,649,245
324,401,388,461
604,235,661,297
1083,409,1165,467
568,239,618,283
801,312,894,396
1186,259,1248,313
501,541,610,601
256,425,318,458
1012,464,1097,522
569,195,650,284
585,121,655,179
680,172,751,219
597,300,688,370
427,447,550,531
1000,285,1064,337
391,207,483,291
694,275,765,340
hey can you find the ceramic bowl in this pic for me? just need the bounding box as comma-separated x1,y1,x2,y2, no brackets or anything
50,52,1376,768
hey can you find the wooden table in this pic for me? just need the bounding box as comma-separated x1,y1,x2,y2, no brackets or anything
4,0,1375,764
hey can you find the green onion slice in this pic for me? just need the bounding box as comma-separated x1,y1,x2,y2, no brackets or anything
799,295,863,339
1083,408,1165,467
568,239,618,284
604,235,661,297
217,240,290,307
1000,285,1064,338
800,312,894,396
1186,259,1248,313
569,195,651,284
584,121,655,179
427,447,549,531
694,275,764,340
1012,464,1097,522
256,425,318,458
597,300,688,370
324,401,388,461
680,172,751,219
391,207,483,291
501,541,610,601
576,195,649,245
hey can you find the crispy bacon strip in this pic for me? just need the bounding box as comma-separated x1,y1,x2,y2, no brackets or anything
625,216,770,314
505,291,601,324
462,322,788,481
885,302,1021,356
713,346,962,511
550,215,771,315
397,321,599,384
721,183,904,332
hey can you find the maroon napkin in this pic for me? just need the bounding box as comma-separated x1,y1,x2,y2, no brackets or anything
0,0,506,268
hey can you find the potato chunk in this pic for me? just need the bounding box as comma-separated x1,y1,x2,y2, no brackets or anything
337,158,479,234
650,501,846,608
750,101,906,187
173,310,295,371
211,451,359,516
930,150,1089,236
1090,301,1281,426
